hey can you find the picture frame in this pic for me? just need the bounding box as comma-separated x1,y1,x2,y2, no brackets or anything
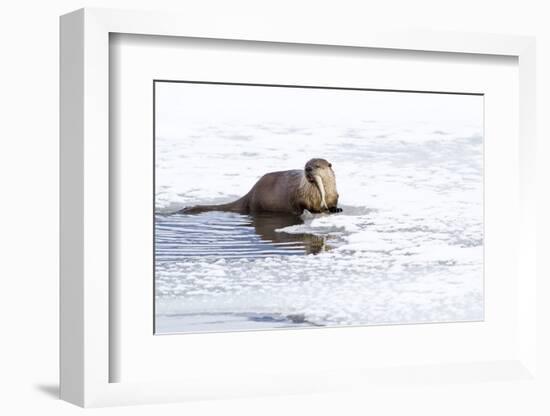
60,7,538,407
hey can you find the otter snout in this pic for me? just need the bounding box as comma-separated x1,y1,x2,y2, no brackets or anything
304,166,316,183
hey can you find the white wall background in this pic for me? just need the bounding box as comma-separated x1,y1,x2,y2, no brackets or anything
0,1,548,415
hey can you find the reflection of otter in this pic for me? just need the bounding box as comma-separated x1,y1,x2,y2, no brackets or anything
179,158,342,216
248,213,327,255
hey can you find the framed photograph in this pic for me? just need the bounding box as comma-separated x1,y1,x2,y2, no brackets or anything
60,8,538,407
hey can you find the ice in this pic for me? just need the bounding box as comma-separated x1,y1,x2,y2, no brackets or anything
276,213,362,235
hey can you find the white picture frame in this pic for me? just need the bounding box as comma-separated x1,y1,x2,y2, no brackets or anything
60,7,538,407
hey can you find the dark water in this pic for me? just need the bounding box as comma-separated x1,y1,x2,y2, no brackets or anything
155,211,327,261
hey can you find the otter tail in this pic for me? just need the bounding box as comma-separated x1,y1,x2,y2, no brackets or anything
177,195,249,214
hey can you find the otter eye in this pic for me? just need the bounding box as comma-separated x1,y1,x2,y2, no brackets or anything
315,165,320,169
328,163,332,168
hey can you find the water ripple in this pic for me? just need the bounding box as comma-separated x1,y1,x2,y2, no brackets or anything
155,212,326,260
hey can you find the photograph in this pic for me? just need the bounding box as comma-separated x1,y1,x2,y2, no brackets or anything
154,81,484,334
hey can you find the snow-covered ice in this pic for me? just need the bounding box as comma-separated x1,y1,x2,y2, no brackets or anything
154,83,483,333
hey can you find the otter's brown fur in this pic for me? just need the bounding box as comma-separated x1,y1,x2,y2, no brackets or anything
179,158,340,216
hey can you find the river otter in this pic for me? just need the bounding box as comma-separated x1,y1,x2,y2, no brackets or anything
179,158,342,216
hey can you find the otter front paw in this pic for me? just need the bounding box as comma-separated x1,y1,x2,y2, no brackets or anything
328,207,343,213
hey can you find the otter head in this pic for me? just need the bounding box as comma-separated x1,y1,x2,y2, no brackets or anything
304,158,336,211
304,158,334,184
